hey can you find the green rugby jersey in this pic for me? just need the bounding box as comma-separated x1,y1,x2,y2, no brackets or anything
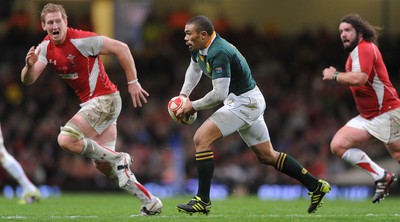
190,33,256,96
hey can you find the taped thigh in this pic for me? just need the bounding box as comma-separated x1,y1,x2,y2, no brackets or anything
60,122,84,140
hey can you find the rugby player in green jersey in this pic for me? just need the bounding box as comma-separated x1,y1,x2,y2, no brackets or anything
175,15,331,215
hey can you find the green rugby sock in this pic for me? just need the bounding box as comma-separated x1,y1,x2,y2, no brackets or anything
275,152,318,191
195,150,214,203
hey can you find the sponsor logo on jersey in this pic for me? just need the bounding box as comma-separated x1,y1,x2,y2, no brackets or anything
215,67,223,73
59,73,78,80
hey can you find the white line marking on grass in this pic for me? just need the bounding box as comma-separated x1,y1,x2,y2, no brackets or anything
130,214,183,218
1,216,28,219
50,215,98,219
246,214,400,218
1,215,99,220
366,214,400,217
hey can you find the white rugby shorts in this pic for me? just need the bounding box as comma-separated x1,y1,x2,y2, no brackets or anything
346,108,400,144
210,86,271,147
78,91,122,134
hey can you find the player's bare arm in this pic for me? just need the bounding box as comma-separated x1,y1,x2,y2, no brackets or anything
21,46,46,85
100,36,149,107
322,66,368,86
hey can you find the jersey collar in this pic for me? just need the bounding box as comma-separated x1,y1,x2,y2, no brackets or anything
200,31,216,56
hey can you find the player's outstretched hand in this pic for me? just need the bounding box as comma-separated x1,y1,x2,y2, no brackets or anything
128,82,149,108
25,46,40,68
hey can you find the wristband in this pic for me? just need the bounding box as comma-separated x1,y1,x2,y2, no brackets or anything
332,71,340,81
127,79,138,85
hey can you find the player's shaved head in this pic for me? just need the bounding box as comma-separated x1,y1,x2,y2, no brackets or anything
186,15,214,35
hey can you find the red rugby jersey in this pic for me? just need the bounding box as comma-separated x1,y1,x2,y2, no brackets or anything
37,28,117,103
346,40,400,119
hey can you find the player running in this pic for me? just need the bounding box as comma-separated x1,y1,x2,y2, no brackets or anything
322,14,399,203
21,3,162,215
175,15,330,215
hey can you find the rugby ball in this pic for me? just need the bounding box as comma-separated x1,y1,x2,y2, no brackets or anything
168,96,197,125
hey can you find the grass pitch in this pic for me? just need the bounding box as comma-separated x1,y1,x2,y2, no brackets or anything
0,192,399,222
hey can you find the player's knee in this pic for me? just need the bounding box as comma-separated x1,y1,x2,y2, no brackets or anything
330,139,345,157
193,125,220,151
57,134,71,151
193,132,200,146
60,123,84,139
58,123,84,152
193,131,210,151
193,130,203,145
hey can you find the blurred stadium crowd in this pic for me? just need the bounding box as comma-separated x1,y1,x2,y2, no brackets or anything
1,8,400,195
